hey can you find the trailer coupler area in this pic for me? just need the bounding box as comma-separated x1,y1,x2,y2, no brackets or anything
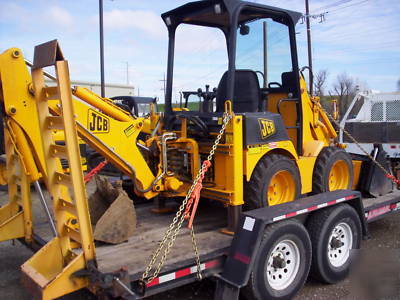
73,262,137,299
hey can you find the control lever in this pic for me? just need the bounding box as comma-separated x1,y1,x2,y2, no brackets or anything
197,85,217,112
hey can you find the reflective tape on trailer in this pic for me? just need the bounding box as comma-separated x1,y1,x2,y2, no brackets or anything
146,259,220,288
366,201,400,221
272,195,356,222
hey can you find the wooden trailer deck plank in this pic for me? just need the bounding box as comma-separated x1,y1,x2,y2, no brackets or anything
95,202,232,275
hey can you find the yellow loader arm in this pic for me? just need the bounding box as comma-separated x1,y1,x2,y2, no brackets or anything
0,47,160,199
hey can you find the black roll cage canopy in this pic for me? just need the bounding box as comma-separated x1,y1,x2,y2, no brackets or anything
161,0,303,116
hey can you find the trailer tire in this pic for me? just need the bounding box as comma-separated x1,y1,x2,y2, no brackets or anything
245,154,300,209
307,204,361,284
313,147,353,193
243,220,311,300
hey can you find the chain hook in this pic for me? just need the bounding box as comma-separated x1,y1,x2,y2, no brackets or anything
141,110,232,285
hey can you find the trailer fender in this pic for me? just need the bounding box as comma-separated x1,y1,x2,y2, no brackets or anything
217,190,362,292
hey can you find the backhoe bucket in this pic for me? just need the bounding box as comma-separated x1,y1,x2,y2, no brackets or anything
0,156,6,186
89,175,136,244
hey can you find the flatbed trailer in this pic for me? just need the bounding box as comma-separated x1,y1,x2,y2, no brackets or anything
28,188,400,299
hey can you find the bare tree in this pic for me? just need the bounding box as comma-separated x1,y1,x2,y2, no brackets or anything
313,69,328,97
331,72,357,118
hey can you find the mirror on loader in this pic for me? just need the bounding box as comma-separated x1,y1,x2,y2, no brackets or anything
162,0,303,152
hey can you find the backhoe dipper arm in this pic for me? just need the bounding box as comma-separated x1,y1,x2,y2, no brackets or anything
48,86,160,198
0,47,160,199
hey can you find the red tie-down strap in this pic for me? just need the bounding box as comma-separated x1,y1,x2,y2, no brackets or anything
184,160,212,229
385,173,400,185
84,159,108,183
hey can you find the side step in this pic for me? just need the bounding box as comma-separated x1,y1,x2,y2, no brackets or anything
20,40,95,300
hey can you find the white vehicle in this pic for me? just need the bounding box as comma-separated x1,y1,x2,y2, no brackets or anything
339,91,400,159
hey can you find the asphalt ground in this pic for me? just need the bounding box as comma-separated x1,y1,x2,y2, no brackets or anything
1,188,399,300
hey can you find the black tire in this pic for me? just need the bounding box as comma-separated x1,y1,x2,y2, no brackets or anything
245,154,301,210
313,147,353,193
307,204,362,284
243,220,312,300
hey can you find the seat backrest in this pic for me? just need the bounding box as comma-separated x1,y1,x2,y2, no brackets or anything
281,71,297,94
216,70,261,113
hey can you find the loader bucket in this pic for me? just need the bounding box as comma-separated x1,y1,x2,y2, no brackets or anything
359,145,393,197
88,175,136,244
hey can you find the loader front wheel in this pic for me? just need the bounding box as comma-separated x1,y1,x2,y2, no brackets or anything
245,154,300,209
313,147,353,194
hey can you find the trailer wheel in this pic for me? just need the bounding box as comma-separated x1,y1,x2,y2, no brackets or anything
313,147,353,193
245,154,300,209
244,220,311,300
307,204,361,283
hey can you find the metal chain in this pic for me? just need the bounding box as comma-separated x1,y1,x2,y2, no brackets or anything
190,225,202,280
318,100,397,183
84,159,108,183
141,112,232,284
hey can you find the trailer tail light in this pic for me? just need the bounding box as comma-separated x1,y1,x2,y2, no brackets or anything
390,145,397,149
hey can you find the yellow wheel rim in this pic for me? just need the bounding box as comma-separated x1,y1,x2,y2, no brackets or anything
267,170,296,206
328,160,350,191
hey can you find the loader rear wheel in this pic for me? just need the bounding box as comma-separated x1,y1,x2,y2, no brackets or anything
313,147,353,193
245,154,300,209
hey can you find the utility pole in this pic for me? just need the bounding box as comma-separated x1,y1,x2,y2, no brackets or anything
99,0,105,97
263,21,268,88
125,62,129,85
159,73,166,99
305,0,313,95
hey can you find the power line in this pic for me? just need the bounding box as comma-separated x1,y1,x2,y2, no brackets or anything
174,26,286,89
175,31,290,90
327,0,370,13
159,72,166,99
313,0,353,13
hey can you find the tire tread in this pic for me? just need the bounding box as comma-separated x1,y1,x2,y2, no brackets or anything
307,203,361,283
244,154,300,210
312,147,353,194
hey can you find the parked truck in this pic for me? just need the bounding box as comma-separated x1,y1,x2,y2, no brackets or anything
339,91,400,187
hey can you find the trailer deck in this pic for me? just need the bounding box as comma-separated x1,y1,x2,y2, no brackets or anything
34,200,233,280
95,202,232,279
363,189,400,222
30,188,400,298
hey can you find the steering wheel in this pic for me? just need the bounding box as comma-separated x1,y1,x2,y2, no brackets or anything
177,114,209,137
268,82,282,88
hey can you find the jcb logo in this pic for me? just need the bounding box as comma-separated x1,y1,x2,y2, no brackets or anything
88,109,109,133
258,118,275,139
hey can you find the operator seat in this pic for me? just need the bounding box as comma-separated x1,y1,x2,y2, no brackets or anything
281,71,297,95
216,70,262,113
